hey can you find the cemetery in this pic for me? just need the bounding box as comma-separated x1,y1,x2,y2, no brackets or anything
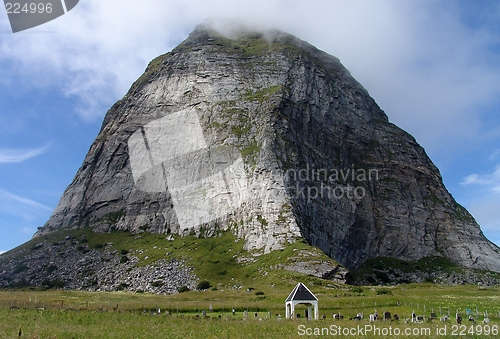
1,281,499,338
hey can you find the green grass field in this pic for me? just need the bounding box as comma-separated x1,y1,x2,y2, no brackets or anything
3,228,500,338
1,283,499,338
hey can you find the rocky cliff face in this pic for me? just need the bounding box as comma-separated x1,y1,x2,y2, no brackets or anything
35,23,500,272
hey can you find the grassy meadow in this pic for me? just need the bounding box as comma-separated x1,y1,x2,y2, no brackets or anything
3,229,500,337
1,283,499,338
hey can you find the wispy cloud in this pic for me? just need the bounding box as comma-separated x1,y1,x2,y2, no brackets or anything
490,149,500,161
0,144,51,164
467,197,500,247
462,165,500,193
0,0,499,153
0,188,53,211
21,227,35,234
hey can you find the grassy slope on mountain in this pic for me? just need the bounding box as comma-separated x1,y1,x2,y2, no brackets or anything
1,227,342,291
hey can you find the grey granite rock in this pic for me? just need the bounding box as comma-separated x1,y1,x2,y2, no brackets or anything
0,237,196,293
33,23,500,273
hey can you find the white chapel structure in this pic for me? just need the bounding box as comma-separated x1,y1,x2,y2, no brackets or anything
285,282,319,320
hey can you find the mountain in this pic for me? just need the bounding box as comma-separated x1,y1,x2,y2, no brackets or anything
2,22,500,291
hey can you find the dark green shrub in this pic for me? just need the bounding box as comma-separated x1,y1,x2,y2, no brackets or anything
14,264,28,274
350,287,364,294
30,244,43,251
177,286,190,293
196,280,211,290
116,283,128,291
424,277,434,283
42,279,66,289
375,271,391,283
46,265,57,273
10,279,31,288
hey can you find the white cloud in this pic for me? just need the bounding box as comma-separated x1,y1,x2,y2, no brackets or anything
462,165,500,193
0,0,499,151
467,198,500,247
0,189,52,246
21,227,35,234
0,144,51,163
462,164,500,246
490,149,500,161
0,188,53,211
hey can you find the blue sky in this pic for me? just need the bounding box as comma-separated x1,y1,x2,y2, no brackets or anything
0,0,499,252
